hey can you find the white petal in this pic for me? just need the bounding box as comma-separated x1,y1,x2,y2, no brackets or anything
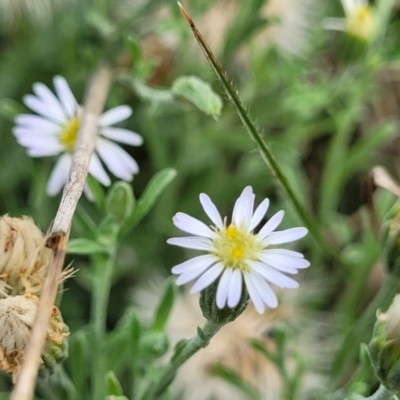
232,186,254,227
227,269,242,308
23,94,66,125
265,248,305,259
258,210,285,240
190,262,224,293
32,82,67,122
172,212,215,238
199,193,223,230
171,254,218,274
15,114,61,134
98,105,132,126
175,259,216,285
264,227,308,245
88,153,111,186
216,269,232,308
53,76,78,118
260,252,310,270
254,256,297,274
167,237,214,251
96,138,139,181
248,198,269,232
100,127,143,146
46,153,71,196
251,272,278,308
27,144,64,157
249,261,299,288
83,183,95,201
14,134,64,155
244,272,265,314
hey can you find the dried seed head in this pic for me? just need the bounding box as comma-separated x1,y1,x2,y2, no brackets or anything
0,215,50,295
0,294,69,382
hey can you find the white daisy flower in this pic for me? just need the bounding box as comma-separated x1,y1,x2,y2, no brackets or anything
323,0,377,42
167,186,310,314
13,76,143,196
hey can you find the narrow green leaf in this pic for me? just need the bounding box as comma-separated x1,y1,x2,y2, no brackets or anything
106,371,124,396
68,238,108,255
172,75,223,119
208,364,261,400
151,278,176,332
121,168,177,236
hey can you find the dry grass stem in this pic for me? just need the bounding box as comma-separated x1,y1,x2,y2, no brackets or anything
10,64,113,400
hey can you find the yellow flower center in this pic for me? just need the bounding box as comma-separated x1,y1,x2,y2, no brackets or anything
60,117,80,152
346,4,376,41
213,225,262,271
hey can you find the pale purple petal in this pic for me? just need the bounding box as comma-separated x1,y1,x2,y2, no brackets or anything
46,153,71,196
263,227,308,245
98,105,132,127
100,127,143,146
216,269,232,308
172,212,215,238
244,272,265,313
232,186,254,227
88,153,111,186
167,237,214,251
199,193,223,230
171,254,218,274
190,262,224,293
264,248,305,259
258,210,285,240
227,269,242,308
96,138,139,181
248,198,269,232
53,76,78,118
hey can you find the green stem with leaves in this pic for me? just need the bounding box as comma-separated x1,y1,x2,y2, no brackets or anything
143,320,224,400
91,248,117,399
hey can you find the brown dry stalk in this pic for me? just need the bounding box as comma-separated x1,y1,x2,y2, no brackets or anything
10,64,113,400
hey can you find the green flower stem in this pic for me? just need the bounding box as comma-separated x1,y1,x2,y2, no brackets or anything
331,275,400,386
365,385,396,400
91,249,117,400
178,4,347,268
144,319,224,400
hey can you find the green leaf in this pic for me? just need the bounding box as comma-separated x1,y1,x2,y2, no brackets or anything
208,364,261,400
106,371,124,396
69,330,89,398
151,278,176,332
86,175,106,211
172,75,223,119
121,168,177,236
106,181,135,224
67,238,108,255
0,99,25,121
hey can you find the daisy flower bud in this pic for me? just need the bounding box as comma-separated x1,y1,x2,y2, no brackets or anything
167,186,310,316
368,295,400,392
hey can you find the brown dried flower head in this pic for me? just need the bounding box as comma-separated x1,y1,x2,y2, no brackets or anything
0,294,69,382
0,215,50,296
